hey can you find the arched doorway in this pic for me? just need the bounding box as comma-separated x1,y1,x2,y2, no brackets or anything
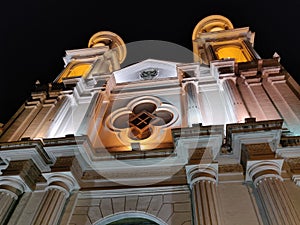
107,217,159,225
95,212,167,225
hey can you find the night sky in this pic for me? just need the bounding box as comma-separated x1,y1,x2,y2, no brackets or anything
1,1,300,124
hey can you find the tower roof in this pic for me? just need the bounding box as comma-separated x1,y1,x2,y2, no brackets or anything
192,15,234,40
88,31,127,63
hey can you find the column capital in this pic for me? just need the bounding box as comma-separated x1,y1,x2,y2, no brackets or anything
0,176,30,198
43,172,79,196
185,163,218,186
246,159,284,186
32,172,78,225
240,142,284,184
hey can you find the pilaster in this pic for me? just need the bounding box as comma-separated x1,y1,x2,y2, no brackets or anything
242,143,300,225
32,172,79,225
0,176,29,225
184,82,203,127
186,163,223,225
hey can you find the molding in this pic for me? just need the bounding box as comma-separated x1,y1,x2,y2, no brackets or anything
292,174,300,186
276,146,300,158
78,185,190,199
228,127,282,163
0,140,52,172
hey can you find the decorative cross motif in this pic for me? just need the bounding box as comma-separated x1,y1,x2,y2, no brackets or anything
129,110,155,140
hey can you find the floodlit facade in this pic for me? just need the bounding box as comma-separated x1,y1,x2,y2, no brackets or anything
0,15,300,225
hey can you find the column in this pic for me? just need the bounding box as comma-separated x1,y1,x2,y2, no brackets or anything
0,177,26,225
33,173,78,225
222,78,249,123
185,82,203,127
186,164,223,225
248,161,300,225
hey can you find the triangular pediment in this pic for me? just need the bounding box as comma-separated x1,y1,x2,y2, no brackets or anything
113,59,178,84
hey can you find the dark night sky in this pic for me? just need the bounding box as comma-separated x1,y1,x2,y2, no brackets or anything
1,1,300,124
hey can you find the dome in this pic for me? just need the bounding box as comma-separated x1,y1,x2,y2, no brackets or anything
88,31,127,63
192,15,234,40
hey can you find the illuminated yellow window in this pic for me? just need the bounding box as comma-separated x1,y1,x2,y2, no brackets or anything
216,45,250,62
68,64,91,77
57,63,92,83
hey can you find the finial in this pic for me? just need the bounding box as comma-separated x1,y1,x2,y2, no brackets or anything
273,52,281,62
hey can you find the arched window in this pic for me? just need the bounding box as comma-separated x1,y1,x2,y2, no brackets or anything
67,64,92,77
215,45,249,62
56,63,92,82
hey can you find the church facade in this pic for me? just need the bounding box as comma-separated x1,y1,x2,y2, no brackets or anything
0,15,300,225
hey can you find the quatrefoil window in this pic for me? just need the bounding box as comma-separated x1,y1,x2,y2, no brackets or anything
108,100,176,141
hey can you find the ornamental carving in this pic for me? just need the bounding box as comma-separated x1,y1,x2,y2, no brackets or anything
139,68,159,80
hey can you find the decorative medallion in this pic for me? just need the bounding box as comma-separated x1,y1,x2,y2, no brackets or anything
139,68,159,80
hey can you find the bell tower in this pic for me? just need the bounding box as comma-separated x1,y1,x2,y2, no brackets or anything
192,15,260,64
